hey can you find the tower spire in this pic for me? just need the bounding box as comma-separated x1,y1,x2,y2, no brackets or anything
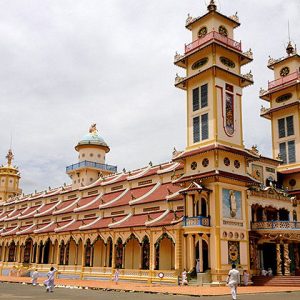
6,149,13,166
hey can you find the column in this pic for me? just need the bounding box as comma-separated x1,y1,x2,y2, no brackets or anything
187,234,194,271
276,243,282,275
56,244,60,265
122,244,125,269
262,209,267,221
139,243,142,269
111,241,116,269
174,229,182,270
91,244,94,267
41,245,45,264
183,234,187,270
63,244,67,265
74,244,78,266
283,243,291,275
199,235,203,272
51,244,55,264
36,244,41,264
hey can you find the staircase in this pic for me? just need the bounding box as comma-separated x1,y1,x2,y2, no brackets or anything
252,275,300,286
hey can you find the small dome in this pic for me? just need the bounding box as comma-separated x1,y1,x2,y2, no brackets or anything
75,124,110,152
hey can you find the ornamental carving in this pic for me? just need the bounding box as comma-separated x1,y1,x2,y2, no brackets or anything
198,27,207,38
243,48,253,59
280,66,290,77
175,73,185,84
242,70,253,81
259,88,267,97
218,25,228,37
185,13,194,26
229,12,239,23
224,91,234,136
174,51,183,62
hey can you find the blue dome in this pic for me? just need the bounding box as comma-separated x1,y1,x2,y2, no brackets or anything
76,130,109,152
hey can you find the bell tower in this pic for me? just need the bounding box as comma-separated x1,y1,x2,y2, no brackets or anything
175,0,253,150
0,149,22,202
260,41,300,195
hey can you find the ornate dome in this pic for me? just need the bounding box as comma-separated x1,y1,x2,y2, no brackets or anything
75,124,109,152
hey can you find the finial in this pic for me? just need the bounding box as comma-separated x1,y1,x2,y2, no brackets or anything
286,41,294,56
89,123,98,134
149,161,153,167
122,168,126,173
6,149,14,166
207,0,217,12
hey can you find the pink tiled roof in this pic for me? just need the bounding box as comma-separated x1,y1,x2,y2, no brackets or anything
148,210,183,227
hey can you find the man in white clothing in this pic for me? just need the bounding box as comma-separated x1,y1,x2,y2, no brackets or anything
227,264,240,300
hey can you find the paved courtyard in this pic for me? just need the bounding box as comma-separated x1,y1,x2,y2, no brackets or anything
0,282,300,300
0,282,299,300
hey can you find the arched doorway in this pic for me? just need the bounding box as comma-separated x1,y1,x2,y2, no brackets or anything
124,234,140,269
8,241,16,262
202,240,209,272
23,239,33,264
85,239,92,267
141,236,150,270
115,238,123,268
155,234,175,270
93,237,105,267
43,239,50,264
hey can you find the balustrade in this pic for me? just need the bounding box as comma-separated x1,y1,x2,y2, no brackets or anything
251,220,300,230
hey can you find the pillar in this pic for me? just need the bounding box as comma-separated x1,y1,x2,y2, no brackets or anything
276,243,282,275
63,244,67,265
122,243,125,269
183,234,187,270
91,244,94,267
174,229,182,270
111,241,116,269
187,234,195,271
199,236,203,272
284,243,291,275
41,245,45,264
149,232,155,270
75,243,78,266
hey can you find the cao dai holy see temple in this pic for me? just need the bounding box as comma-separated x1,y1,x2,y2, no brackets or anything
0,1,299,284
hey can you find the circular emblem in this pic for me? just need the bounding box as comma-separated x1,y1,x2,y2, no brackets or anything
198,27,207,38
158,272,164,279
229,243,239,261
218,25,228,37
280,67,290,77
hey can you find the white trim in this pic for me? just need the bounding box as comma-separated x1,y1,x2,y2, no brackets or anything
79,216,101,230
18,204,45,220
166,191,180,200
127,166,151,180
99,189,129,208
16,223,36,235
157,162,180,174
1,226,20,236
34,221,55,233
145,210,170,226
129,182,161,205
101,173,125,186
55,219,76,232
34,200,62,217
53,197,81,215
108,214,132,228
74,193,103,212
43,187,62,197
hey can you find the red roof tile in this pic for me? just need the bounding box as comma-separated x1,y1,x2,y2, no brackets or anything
34,202,59,216
80,216,125,230
53,198,79,214
5,208,25,221
148,210,183,227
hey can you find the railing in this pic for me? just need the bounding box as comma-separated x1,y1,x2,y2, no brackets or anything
268,71,300,90
185,31,242,54
183,216,210,227
66,160,117,173
251,221,300,230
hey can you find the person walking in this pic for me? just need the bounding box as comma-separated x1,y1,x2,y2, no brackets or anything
243,270,249,286
181,269,188,286
44,267,57,292
113,268,120,285
227,264,240,300
31,269,39,286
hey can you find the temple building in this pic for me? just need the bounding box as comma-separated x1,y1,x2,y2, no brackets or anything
0,1,299,284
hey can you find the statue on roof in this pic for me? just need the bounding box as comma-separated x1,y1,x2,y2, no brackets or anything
89,123,98,134
6,149,14,166
207,0,217,12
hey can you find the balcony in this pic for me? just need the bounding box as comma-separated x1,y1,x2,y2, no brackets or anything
185,31,242,54
183,216,210,227
66,160,117,173
251,221,300,230
268,71,300,90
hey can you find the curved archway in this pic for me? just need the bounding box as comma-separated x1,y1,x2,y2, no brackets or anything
155,233,175,270
93,236,106,267
124,234,140,269
8,241,16,262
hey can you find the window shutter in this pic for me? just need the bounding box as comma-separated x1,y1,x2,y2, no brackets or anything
286,116,294,136
200,84,208,108
279,142,287,164
193,88,199,111
201,113,209,140
193,116,200,143
288,140,296,163
278,118,286,138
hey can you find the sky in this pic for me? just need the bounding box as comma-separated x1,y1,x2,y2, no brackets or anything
0,0,299,194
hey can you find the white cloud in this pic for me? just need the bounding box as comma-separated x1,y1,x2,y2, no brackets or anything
0,0,299,193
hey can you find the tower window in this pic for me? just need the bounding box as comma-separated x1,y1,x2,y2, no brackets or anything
193,116,200,143
279,140,296,164
218,25,228,37
201,113,209,140
278,116,294,138
201,84,208,108
193,88,199,111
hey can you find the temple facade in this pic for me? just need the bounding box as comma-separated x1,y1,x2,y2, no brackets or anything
0,1,299,284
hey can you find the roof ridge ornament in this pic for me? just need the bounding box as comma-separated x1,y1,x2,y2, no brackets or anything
207,0,217,12
6,149,14,166
286,41,295,56
89,123,98,134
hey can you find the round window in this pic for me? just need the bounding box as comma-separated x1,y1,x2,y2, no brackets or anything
234,160,240,169
224,157,230,166
191,162,197,170
218,25,228,37
280,66,290,77
192,57,208,70
202,158,209,167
